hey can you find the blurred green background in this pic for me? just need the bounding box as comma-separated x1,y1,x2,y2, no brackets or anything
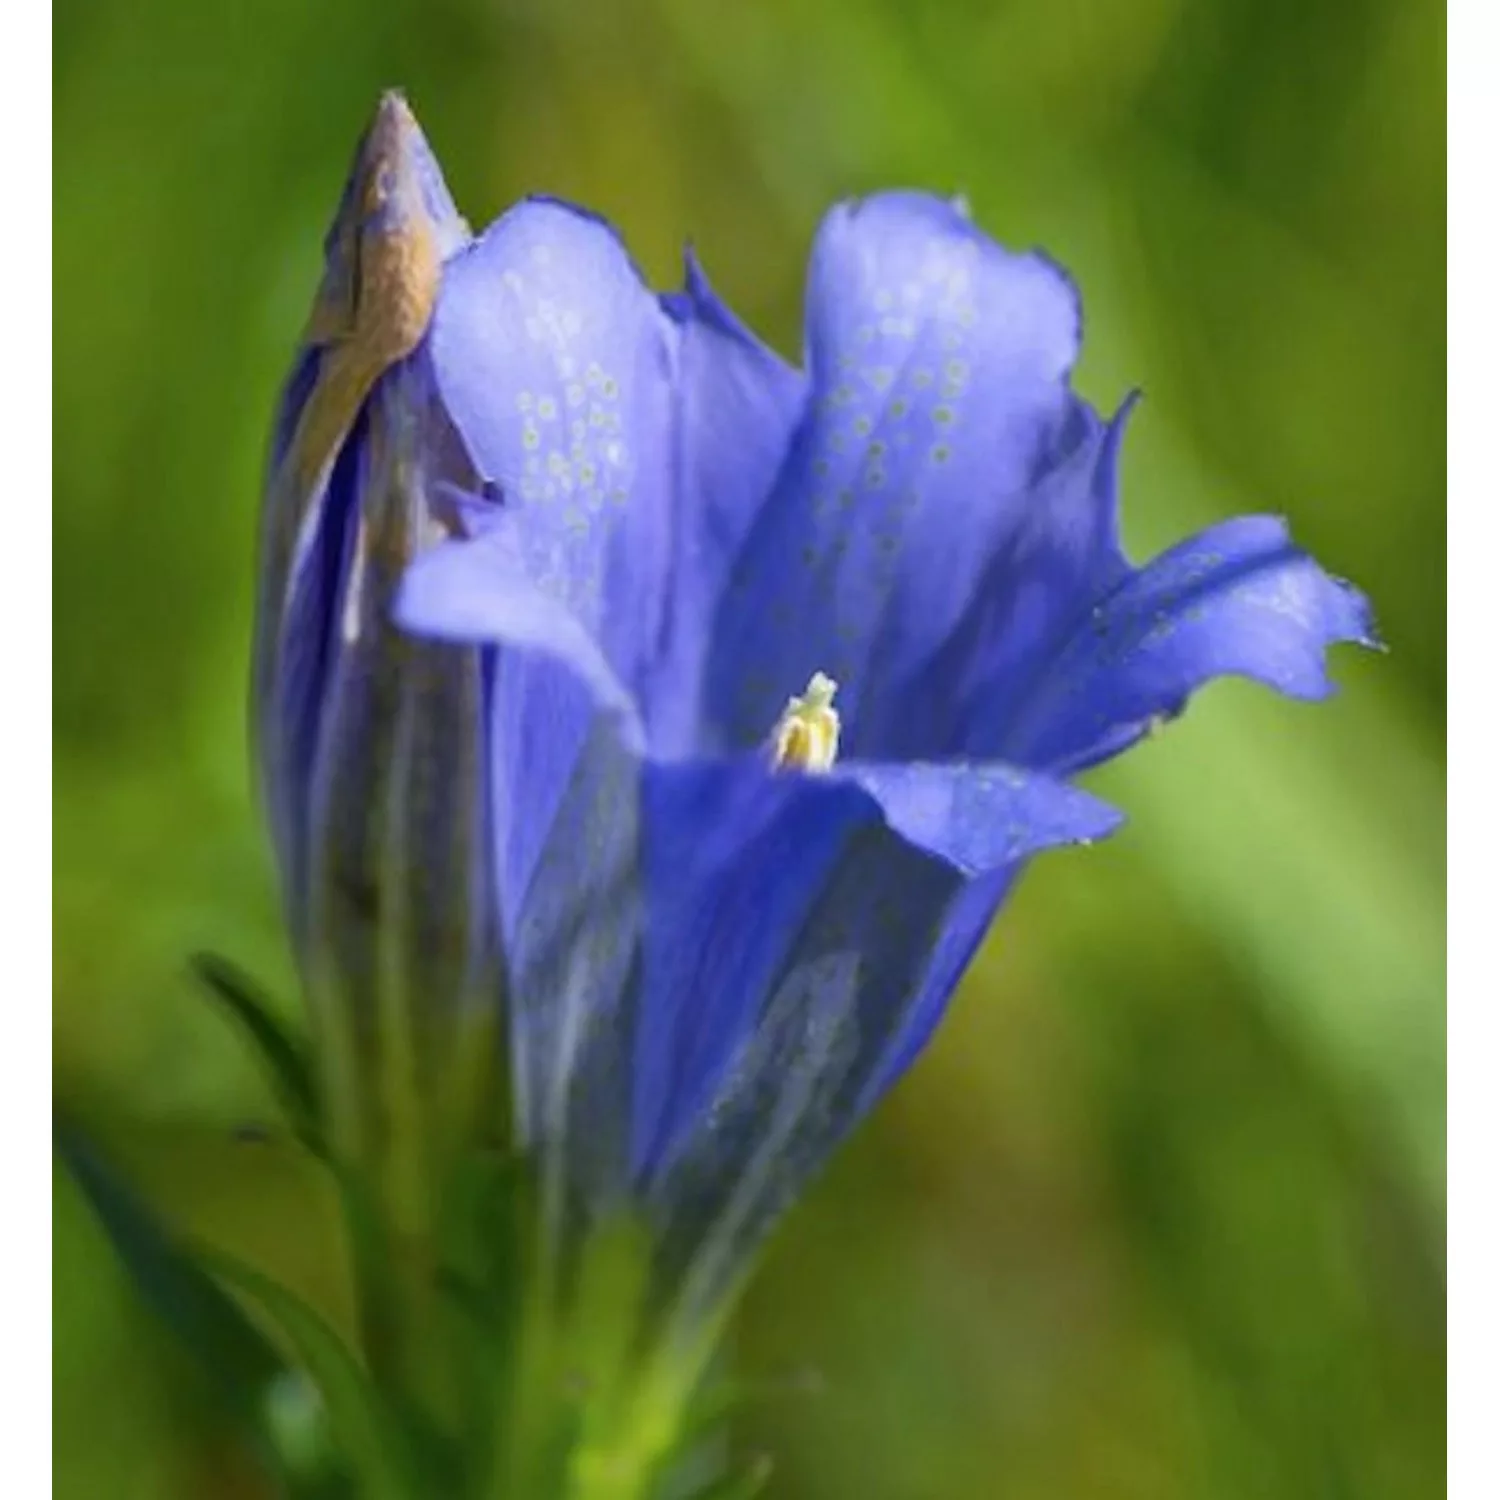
54,0,1445,1494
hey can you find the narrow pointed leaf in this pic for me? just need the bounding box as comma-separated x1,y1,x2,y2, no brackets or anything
54,1115,290,1476
192,950,323,1150
203,1250,420,1500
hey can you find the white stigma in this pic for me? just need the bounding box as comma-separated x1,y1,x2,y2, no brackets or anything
770,672,841,773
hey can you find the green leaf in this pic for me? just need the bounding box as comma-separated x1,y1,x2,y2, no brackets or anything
192,950,323,1151
203,1248,420,1500
54,1113,289,1478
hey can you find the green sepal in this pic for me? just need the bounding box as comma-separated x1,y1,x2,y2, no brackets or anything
191,950,323,1152
435,1148,532,1327
204,1248,422,1500
54,1113,293,1489
434,1150,550,1498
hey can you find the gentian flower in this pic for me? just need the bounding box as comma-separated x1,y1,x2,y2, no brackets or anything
392,163,1376,1360
234,92,1376,1496
252,96,495,1233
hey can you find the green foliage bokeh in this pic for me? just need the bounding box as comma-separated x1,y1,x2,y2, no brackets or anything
54,0,1444,1495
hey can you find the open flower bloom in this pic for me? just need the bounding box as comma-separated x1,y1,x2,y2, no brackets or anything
392,178,1376,1338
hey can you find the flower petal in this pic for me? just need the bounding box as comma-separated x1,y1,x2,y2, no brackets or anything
853,867,1019,1113
635,815,1009,1327
627,759,882,1182
998,515,1379,774
396,527,650,1161
425,199,676,703
842,759,1121,875
877,392,1136,760
704,190,1098,755
396,522,642,729
627,757,1116,1324
630,750,1114,1181
399,534,650,1230
653,252,808,752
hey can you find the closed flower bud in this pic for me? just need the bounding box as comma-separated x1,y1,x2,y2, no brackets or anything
252,93,496,1244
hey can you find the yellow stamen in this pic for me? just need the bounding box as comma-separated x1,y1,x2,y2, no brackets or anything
770,672,841,773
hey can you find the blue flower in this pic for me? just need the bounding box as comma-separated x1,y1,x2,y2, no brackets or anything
252,94,497,1209
391,173,1373,1318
